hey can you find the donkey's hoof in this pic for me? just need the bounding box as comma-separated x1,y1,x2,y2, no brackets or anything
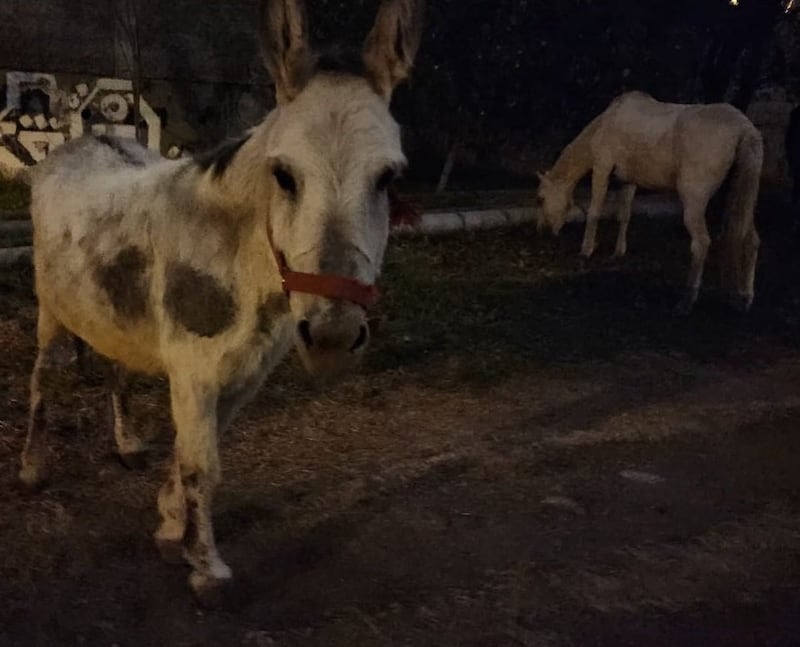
117,450,148,471
189,569,234,609
155,537,186,565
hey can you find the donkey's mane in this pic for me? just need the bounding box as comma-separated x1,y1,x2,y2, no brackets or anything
194,134,253,178
313,45,368,79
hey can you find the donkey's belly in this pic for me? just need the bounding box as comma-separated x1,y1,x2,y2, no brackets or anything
33,231,164,375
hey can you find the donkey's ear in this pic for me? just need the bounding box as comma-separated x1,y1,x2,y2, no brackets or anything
261,0,314,104
362,0,425,101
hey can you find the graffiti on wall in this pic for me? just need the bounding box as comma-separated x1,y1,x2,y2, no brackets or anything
0,71,163,172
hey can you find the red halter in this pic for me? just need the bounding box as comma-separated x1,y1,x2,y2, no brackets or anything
267,191,420,309
272,249,380,309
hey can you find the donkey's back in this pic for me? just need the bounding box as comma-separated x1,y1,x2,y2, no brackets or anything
30,135,175,374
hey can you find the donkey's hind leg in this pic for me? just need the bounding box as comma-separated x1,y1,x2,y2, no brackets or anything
674,191,712,315
107,363,147,469
19,306,67,487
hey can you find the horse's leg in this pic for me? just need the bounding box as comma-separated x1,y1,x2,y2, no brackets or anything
739,226,760,311
792,177,800,234
581,166,611,257
107,363,147,469
614,183,637,257
674,192,712,315
19,306,67,487
165,376,231,605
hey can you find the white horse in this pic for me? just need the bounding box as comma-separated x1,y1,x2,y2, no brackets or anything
20,0,425,604
537,91,763,313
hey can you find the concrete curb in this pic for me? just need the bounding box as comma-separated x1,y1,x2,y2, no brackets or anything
0,194,684,266
0,246,32,265
393,194,682,236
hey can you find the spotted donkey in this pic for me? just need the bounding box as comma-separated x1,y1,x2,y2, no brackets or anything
20,0,425,603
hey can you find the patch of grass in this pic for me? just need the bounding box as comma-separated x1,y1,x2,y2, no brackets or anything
367,218,800,386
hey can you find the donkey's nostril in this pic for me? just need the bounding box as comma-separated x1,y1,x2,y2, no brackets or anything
298,320,313,348
350,324,369,352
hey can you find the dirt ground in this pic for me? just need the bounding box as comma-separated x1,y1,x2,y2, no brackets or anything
2,204,800,647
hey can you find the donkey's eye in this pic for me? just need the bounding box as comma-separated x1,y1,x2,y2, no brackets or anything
273,167,297,196
375,168,396,193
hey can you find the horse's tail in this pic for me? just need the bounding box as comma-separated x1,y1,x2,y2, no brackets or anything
721,125,763,291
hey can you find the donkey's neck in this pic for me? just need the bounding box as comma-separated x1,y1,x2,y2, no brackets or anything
192,153,284,300
549,115,602,189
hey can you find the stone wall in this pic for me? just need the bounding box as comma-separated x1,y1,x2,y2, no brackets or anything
0,0,797,189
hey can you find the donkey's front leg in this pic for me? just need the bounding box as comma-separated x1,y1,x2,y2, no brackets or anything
164,378,231,604
581,166,612,257
154,456,186,564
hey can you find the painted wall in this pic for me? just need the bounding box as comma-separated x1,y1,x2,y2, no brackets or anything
0,71,165,172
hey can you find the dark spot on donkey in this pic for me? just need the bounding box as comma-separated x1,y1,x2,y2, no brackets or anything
94,246,150,320
164,263,237,337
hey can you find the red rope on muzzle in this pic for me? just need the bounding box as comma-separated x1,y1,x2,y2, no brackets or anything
274,251,380,309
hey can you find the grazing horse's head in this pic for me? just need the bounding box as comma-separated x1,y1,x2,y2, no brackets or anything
245,0,424,376
536,171,573,235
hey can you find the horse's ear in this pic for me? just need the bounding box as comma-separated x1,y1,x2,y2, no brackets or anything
362,0,426,101
260,0,314,104
536,171,546,181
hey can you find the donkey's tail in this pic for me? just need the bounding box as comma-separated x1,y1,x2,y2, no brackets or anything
0,135,34,185
0,163,31,185
721,125,763,291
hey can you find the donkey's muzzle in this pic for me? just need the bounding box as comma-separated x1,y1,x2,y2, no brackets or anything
297,319,369,353
294,303,370,378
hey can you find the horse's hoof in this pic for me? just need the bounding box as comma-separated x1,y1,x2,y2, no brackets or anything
117,450,148,471
672,299,694,316
673,288,698,316
155,537,185,565
18,463,48,491
189,570,234,609
729,293,753,313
